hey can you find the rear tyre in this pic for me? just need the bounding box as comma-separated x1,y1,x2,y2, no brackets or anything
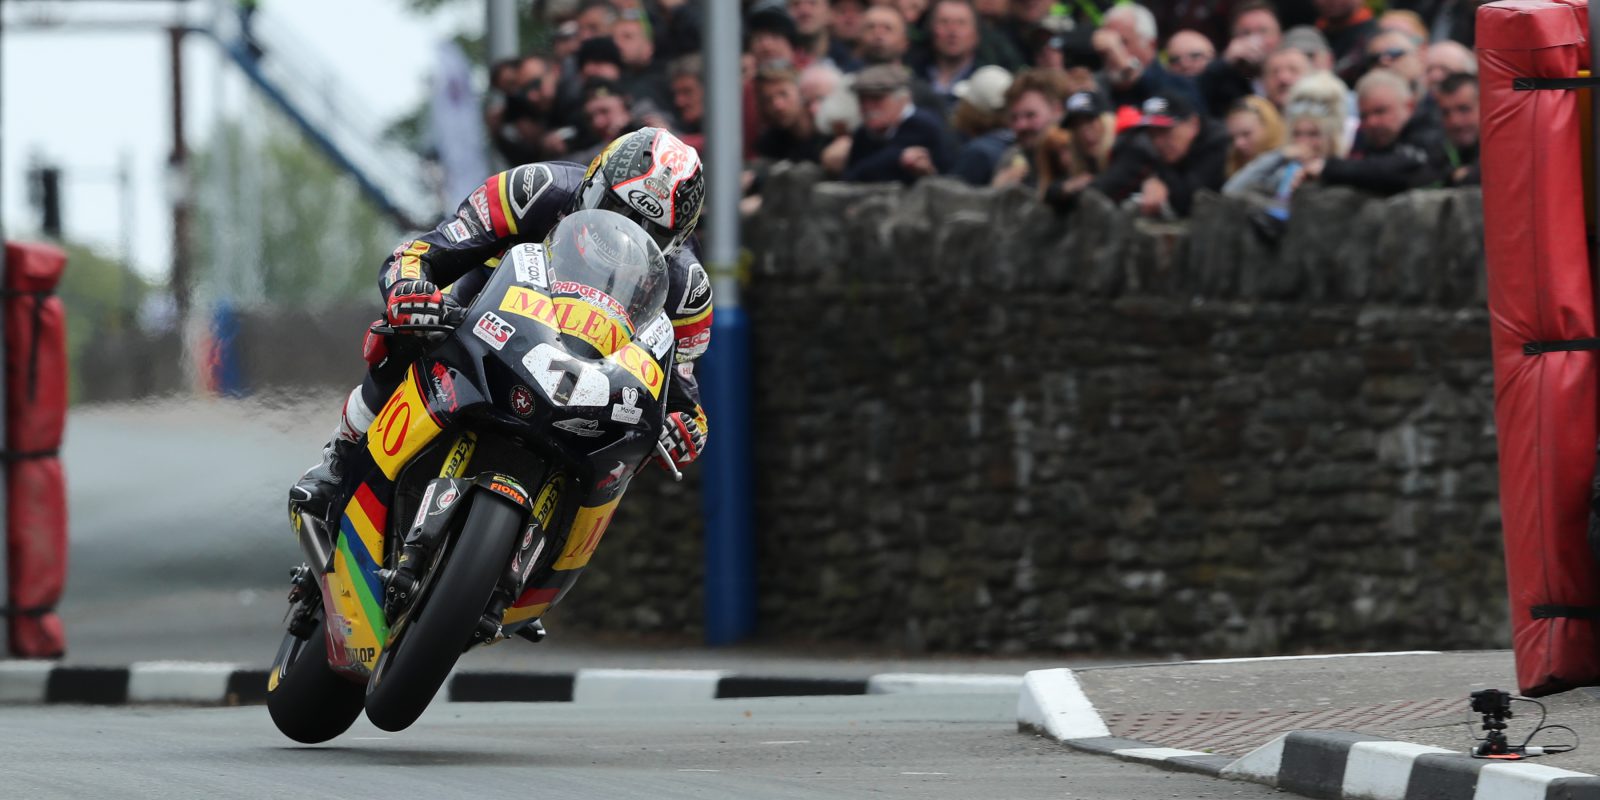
363,493,522,732
266,613,365,744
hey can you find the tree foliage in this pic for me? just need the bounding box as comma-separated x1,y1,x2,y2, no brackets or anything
190,109,400,308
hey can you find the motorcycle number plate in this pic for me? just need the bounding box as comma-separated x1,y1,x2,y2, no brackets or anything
521,343,610,407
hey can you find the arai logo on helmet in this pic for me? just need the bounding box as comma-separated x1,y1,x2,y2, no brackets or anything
626,189,666,221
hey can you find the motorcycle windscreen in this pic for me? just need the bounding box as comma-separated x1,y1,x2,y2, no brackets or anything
1478,0,1600,696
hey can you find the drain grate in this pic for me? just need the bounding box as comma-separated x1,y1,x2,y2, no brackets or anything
1104,697,1465,755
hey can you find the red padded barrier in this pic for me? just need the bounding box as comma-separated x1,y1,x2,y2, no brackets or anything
5,241,69,658
1479,1,1600,696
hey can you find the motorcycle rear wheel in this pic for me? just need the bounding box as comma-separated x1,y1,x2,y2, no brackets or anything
266,611,365,744
363,492,522,732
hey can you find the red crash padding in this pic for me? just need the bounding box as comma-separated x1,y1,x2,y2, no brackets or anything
1478,1,1600,696
6,459,66,657
4,240,69,658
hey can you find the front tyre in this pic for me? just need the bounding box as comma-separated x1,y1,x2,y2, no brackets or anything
266,612,365,744
363,493,522,732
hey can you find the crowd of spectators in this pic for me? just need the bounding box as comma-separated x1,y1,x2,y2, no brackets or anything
486,0,1485,224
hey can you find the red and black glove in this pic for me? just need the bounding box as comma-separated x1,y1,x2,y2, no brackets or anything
385,279,447,327
655,410,707,470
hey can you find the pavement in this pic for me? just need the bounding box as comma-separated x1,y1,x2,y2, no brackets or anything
1016,651,1600,799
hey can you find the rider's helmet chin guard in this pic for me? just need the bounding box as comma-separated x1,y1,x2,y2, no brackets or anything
567,127,705,256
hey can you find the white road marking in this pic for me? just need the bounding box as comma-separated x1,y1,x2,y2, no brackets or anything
901,772,949,776
761,740,810,745
678,769,721,772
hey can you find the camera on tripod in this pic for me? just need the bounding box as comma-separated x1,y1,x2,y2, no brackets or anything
1470,689,1515,757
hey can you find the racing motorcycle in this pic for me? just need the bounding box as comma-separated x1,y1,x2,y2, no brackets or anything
267,210,682,742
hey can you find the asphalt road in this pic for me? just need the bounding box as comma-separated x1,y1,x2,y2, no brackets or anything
0,693,1282,800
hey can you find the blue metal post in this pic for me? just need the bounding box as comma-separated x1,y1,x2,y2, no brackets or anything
700,0,754,645
699,307,754,644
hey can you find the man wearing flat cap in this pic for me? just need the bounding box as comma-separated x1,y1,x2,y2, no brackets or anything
1091,90,1229,219
843,64,955,183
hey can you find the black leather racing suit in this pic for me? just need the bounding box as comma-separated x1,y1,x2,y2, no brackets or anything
363,161,713,428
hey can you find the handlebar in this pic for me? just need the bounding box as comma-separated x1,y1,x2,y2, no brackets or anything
369,322,459,336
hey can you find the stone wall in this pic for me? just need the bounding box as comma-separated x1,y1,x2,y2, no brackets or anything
703,165,1500,655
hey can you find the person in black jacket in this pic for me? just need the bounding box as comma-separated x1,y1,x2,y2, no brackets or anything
1091,91,1229,219
1302,68,1448,195
843,64,953,183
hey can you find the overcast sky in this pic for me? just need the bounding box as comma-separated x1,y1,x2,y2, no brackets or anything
2,0,477,280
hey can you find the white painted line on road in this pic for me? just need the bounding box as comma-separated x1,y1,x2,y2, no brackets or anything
1340,740,1453,799
1113,747,1212,764
1474,762,1596,800
1015,668,1111,741
573,669,726,705
677,769,721,772
867,673,1022,694
127,661,238,704
900,772,948,775
1220,733,1287,784
0,660,52,703
761,740,811,745
1188,651,1441,665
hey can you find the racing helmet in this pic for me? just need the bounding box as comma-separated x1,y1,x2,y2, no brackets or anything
569,127,705,256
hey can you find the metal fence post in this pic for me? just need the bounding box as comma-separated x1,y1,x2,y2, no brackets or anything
700,0,755,645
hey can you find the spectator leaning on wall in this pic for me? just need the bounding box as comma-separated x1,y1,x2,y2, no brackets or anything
843,64,953,183
1303,68,1448,196
1436,71,1479,187
1093,90,1230,220
948,65,1015,185
991,67,1069,188
754,62,829,163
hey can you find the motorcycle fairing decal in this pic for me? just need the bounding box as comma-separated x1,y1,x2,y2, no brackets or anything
368,365,445,480
498,286,633,356
552,495,624,571
502,586,559,626
439,432,477,478
328,482,391,670
607,343,665,399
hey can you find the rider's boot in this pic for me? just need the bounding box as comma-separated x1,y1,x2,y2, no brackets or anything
287,387,375,520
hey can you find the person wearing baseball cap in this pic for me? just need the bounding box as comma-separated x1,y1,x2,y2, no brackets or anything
948,65,1015,185
1058,90,1116,180
1090,90,1230,220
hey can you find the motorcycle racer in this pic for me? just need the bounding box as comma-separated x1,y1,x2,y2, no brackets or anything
289,127,712,521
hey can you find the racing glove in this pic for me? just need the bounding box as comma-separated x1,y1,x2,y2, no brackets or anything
385,279,447,327
654,410,707,470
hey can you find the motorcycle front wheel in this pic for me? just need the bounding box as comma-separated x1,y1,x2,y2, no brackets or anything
363,492,522,732
266,610,365,744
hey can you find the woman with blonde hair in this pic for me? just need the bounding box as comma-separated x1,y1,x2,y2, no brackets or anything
1224,95,1287,177
1224,71,1351,213
1040,91,1117,209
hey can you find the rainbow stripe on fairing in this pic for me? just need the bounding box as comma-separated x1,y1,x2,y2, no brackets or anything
326,482,391,671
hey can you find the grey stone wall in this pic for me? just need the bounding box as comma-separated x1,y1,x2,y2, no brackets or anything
707,166,1499,655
